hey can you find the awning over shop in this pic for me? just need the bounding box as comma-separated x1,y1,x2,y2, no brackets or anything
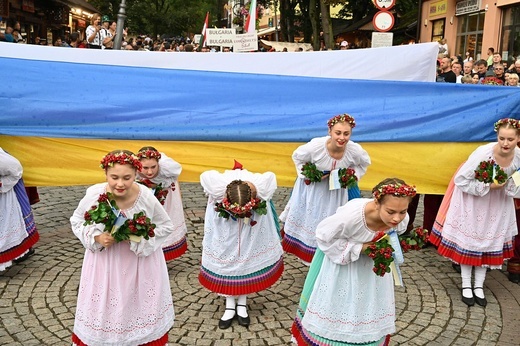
259,39,313,51
258,27,276,36
55,0,98,13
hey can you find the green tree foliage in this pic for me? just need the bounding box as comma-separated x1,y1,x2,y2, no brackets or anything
88,0,218,37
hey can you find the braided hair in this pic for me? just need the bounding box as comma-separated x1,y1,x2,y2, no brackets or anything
225,180,252,207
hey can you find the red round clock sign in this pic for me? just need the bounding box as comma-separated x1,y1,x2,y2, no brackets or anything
373,11,395,32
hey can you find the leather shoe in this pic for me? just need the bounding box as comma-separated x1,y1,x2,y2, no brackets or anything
461,287,474,306
218,308,235,329
237,314,250,327
236,304,250,327
509,273,520,284
473,288,487,307
13,248,35,264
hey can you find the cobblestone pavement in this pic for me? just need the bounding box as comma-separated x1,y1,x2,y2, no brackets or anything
1,184,519,346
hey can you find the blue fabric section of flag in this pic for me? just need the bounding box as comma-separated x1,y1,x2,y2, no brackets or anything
1,56,519,142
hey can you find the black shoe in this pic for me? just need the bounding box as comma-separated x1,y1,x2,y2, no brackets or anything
218,308,235,329
508,273,520,284
236,304,250,327
461,287,474,306
452,262,461,273
13,248,35,264
473,287,487,307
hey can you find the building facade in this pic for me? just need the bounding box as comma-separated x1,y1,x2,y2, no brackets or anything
420,0,520,65
1,0,98,44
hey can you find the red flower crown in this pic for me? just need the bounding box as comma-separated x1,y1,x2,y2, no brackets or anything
494,118,520,132
100,152,143,171
373,183,417,200
137,148,162,160
327,114,356,129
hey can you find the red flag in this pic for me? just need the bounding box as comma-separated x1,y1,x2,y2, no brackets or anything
244,0,257,33
233,160,243,170
198,12,209,50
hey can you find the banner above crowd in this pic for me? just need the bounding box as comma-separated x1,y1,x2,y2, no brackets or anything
0,42,518,193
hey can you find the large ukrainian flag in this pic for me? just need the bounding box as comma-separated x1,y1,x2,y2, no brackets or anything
1,42,519,193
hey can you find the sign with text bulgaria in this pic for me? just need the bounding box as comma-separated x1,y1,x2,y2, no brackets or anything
206,28,236,47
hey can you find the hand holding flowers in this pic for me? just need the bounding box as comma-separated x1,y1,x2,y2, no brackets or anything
474,159,507,184
84,192,156,245
399,227,430,252
301,162,324,185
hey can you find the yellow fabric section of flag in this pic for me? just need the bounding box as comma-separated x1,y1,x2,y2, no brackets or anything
0,136,482,193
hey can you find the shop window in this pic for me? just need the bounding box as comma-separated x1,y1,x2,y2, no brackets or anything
431,19,445,43
501,6,520,66
455,11,484,60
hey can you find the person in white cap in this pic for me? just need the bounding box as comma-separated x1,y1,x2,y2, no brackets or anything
340,40,348,50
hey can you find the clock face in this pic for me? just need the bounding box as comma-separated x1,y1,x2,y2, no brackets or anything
374,0,396,10
373,11,395,32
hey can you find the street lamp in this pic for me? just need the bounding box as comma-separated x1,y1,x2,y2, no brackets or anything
113,0,127,50
273,0,278,42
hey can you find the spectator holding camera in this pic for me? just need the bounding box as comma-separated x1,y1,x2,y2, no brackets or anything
85,13,102,49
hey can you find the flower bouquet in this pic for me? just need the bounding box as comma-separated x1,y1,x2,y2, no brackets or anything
364,233,395,277
337,167,358,189
84,193,156,243
83,192,119,228
399,227,430,252
301,162,324,185
137,179,171,205
113,211,156,243
481,76,504,86
474,159,507,184
214,197,267,226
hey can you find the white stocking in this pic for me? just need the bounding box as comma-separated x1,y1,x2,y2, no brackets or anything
460,264,473,298
221,296,236,320
237,294,248,317
473,266,487,299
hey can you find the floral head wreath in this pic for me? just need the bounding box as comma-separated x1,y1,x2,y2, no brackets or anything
372,183,417,200
327,114,356,129
100,152,143,171
494,118,520,132
137,148,162,160
216,197,263,219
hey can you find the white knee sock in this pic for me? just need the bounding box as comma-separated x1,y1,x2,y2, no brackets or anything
473,266,487,299
237,295,248,317
222,296,236,320
460,264,473,298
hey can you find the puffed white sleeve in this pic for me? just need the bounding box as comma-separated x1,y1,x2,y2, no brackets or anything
70,186,105,252
129,189,174,257
292,141,315,178
249,171,277,200
504,152,520,197
454,146,491,197
347,141,371,179
315,207,364,265
159,153,182,179
0,149,23,193
200,170,229,200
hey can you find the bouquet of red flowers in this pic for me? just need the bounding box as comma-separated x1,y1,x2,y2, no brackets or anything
364,234,395,277
83,192,119,228
399,227,430,252
481,76,504,85
84,193,156,243
338,167,358,189
474,159,507,184
301,162,324,185
137,179,171,205
112,211,156,243
215,197,267,226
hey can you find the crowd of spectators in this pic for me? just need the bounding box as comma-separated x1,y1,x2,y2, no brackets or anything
437,47,520,87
